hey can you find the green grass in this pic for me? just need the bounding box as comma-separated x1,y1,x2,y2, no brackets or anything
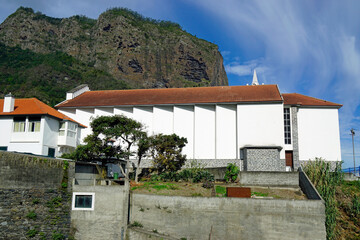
252,192,269,197
215,185,226,197
132,181,179,191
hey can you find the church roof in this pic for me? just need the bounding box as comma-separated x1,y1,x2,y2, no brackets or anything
56,85,283,108
0,98,86,127
282,93,342,108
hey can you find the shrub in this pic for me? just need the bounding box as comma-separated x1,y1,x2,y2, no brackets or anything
352,195,360,216
131,221,143,228
193,170,214,183
302,157,343,240
224,163,240,182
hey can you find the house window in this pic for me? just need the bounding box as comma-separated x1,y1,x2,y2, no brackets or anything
13,117,26,132
72,192,95,210
67,122,77,138
59,122,65,136
0,146,7,151
28,117,41,132
284,108,291,144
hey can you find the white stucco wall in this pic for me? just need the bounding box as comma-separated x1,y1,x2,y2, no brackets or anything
0,117,12,148
59,108,77,121
114,107,133,118
133,106,153,133
153,106,173,135
237,104,285,159
194,105,216,159
76,108,95,144
6,117,43,155
297,108,341,161
216,104,237,159
174,105,194,159
42,116,60,156
94,107,113,117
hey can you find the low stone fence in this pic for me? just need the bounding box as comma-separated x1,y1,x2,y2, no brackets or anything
238,171,299,188
130,193,326,240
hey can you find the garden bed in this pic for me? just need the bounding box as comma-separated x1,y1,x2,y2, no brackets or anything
130,181,307,200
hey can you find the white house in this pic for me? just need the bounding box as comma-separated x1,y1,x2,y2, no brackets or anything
56,82,342,171
0,94,86,157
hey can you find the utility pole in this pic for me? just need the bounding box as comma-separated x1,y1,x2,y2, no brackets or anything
350,128,356,176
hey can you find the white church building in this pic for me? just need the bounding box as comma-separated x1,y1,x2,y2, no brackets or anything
55,78,342,171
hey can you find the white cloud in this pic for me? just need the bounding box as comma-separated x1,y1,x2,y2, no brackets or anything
188,0,360,165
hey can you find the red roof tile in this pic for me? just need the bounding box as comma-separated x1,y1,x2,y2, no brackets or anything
282,93,342,108
56,85,283,108
0,98,86,127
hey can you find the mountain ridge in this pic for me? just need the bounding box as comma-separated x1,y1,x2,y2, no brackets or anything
0,7,228,104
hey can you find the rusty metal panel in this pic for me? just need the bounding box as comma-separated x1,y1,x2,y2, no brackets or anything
226,187,251,198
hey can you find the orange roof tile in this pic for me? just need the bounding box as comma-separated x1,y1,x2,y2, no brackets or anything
282,93,342,108
56,85,283,108
0,98,86,127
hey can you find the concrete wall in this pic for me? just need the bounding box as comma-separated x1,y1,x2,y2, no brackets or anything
71,185,129,240
42,116,60,156
297,108,341,162
0,151,74,239
194,105,215,159
59,103,286,162
237,104,285,159
216,104,237,159
153,106,173,135
130,193,326,240
174,105,194,158
238,171,299,187
0,116,12,148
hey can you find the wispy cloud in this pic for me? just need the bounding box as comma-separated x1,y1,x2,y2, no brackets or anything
188,0,360,167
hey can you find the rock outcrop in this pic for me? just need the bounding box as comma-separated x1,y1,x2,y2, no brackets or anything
0,7,228,89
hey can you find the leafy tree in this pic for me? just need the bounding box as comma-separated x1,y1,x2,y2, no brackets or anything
64,115,146,180
134,135,151,183
224,163,240,182
150,134,187,174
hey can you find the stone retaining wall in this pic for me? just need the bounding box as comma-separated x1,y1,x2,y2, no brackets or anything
0,151,74,239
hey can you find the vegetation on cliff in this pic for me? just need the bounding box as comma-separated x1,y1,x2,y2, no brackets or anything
0,7,228,102
0,43,129,106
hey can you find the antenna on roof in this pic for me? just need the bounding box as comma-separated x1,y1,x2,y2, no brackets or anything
252,69,259,86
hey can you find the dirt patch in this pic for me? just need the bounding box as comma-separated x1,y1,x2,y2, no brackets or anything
130,181,307,200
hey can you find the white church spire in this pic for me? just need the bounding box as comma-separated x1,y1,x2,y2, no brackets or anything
252,69,259,85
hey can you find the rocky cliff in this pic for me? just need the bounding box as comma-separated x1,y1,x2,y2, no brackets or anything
0,7,228,91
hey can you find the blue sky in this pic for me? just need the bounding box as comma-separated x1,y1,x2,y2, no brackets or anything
1,0,360,168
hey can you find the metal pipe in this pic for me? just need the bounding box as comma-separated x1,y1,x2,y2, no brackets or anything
351,128,356,176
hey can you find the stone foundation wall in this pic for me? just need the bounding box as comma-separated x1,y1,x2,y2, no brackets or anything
0,151,74,239
0,189,72,239
130,158,242,170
